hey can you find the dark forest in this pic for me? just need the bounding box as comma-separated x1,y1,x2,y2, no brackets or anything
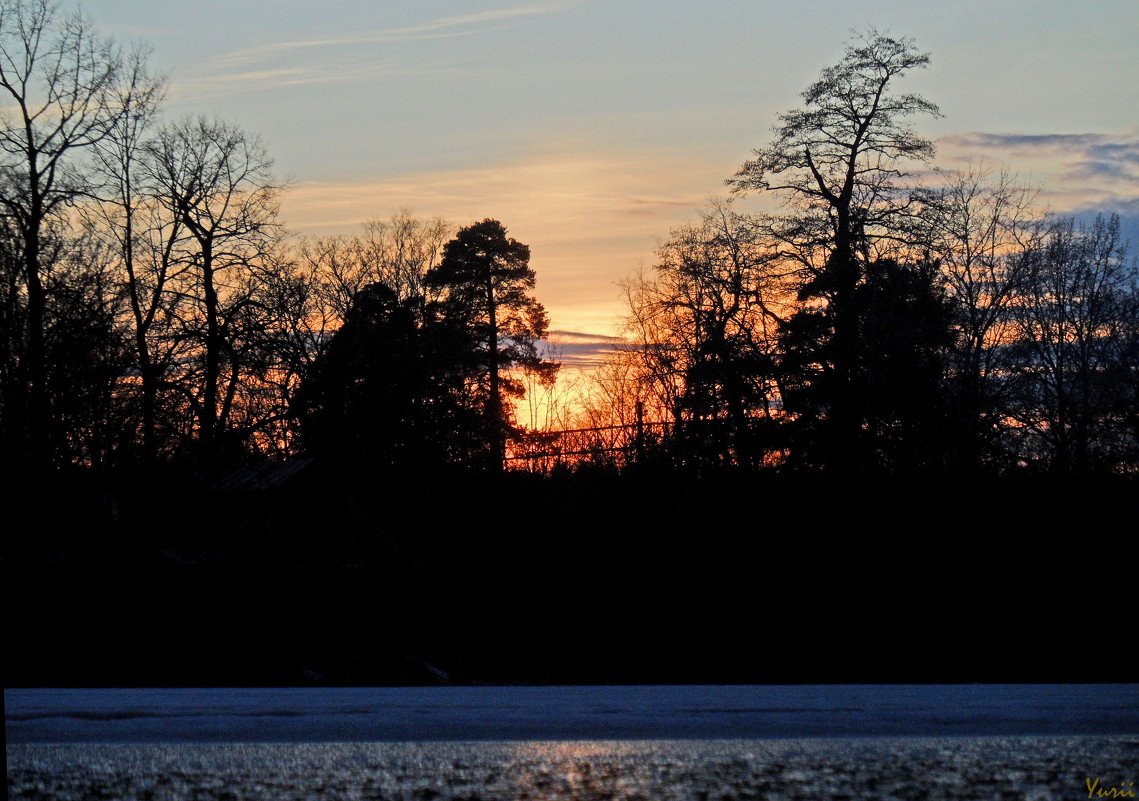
2,9,1134,687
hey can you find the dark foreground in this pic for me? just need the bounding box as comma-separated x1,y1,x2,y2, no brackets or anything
6,468,1135,686
8,737,1136,801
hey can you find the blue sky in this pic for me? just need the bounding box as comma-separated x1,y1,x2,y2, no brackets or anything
95,1,1139,342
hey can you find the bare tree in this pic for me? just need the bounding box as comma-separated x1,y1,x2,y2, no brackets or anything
145,115,285,454
917,164,1046,469
728,29,940,265
0,0,129,465
728,29,941,470
1007,214,1138,472
83,47,169,461
296,209,450,328
615,199,791,467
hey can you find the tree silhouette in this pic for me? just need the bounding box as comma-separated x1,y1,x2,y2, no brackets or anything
86,48,168,463
426,219,556,469
1006,214,1139,472
778,257,955,471
145,115,284,458
617,200,790,469
728,29,941,472
0,0,153,468
916,166,1045,472
295,282,484,468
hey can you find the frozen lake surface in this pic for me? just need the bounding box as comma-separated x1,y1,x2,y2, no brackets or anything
5,685,1138,743
8,737,1138,801
7,686,1137,800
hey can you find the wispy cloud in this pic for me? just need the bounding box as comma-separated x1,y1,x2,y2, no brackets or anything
171,62,406,102
173,4,575,100
548,330,624,346
213,3,572,68
937,131,1139,253
544,331,625,370
938,131,1139,208
943,133,1105,151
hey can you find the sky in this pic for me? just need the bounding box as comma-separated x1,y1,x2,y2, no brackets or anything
94,0,1139,363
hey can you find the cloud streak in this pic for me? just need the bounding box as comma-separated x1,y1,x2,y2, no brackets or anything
219,3,571,65
544,331,625,370
174,4,575,100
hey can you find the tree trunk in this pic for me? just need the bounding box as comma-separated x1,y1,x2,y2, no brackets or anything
201,240,219,445
485,269,503,470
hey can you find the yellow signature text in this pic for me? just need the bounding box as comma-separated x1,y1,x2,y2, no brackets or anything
1088,779,1136,798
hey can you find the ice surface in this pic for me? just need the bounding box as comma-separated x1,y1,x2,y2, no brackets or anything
7,737,1138,801
5,685,1138,744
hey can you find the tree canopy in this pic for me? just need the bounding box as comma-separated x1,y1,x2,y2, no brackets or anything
294,282,485,469
727,29,946,473
588,30,1137,477
728,29,940,265
426,219,557,469
0,10,1135,481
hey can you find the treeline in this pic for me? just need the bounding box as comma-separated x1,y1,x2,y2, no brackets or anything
0,1,553,476
2,8,1137,482
3,14,1134,686
574,31,1139,477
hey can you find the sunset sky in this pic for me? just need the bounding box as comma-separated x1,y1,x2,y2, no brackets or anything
97,1,1139,356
